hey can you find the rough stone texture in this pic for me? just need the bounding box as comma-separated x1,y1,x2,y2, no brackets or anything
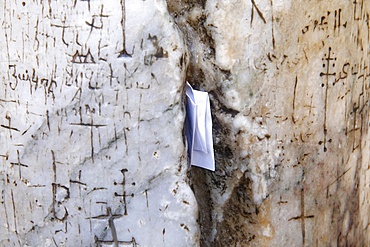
1,0,370,247
169,0,370,246
0,1,198,246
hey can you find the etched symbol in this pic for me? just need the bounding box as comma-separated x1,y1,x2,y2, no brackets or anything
353,0,363,21
70,118,107,162
334,8,347,32
1,115,19,139
51,151,70,221
72,49,95,64
10,150,28,180
114,169,134,216
288,188,314,246
118,0,133,57
320,47,337,84
93,207,138,247
319,47,337,152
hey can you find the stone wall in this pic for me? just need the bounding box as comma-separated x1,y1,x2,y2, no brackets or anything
1,0,369,246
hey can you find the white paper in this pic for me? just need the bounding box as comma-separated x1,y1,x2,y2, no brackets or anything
185,82,215,171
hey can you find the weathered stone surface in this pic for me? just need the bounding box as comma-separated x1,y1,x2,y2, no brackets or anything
1,0,370,246
0,1,198,246
170,0,369,246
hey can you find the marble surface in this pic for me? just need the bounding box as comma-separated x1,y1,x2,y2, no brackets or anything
0,1,198,246
170,0,370,246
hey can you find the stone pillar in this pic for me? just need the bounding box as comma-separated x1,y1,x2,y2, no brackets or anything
169,0,370,246
0,1,198,246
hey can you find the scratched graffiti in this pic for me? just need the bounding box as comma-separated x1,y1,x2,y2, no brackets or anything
0,0,196,246
1,0,369,246
180,0,370,246
265,1,369,245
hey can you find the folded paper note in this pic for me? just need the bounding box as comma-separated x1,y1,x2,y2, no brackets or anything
185,82,215,171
